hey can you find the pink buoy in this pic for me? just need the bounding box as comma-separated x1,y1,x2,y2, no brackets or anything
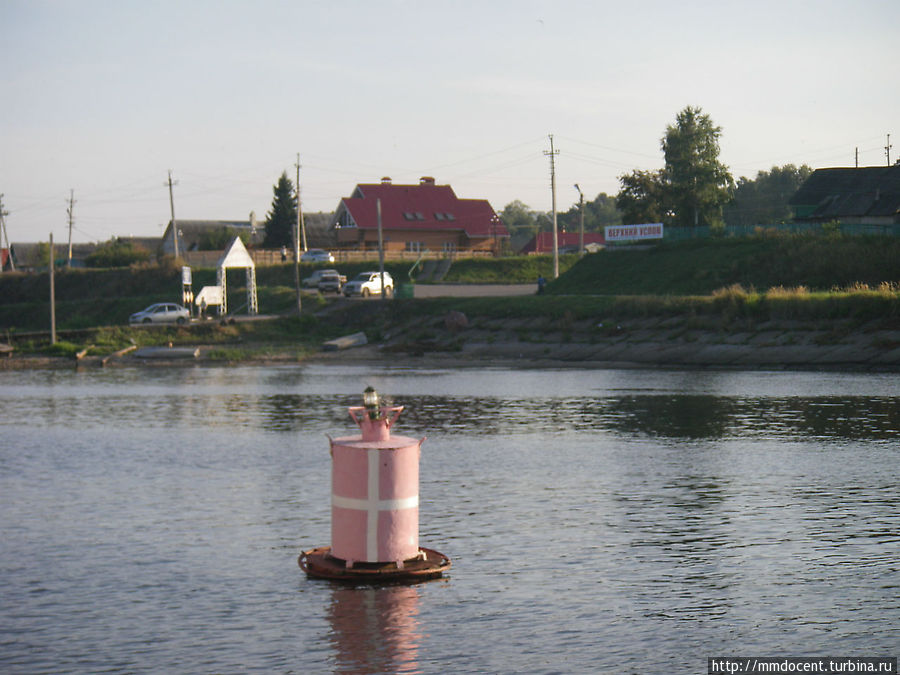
331,404,420,567
299,388,451,582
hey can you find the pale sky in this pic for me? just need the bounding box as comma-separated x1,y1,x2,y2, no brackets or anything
2,0,898,244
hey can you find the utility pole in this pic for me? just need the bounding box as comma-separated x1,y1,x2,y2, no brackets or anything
377,198,385,301
166,170,179,259
66,189,76,268
49,233,56,345
295,154,308,252
544,134,560,278
0,194,13,271
293,155,302,315
574,184,585,258
886,134,892,166
855,147,859,168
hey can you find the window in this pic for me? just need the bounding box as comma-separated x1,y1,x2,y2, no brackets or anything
403,212,416,221
442,242,457,254
406,241,425,253
415,212,425,220
434,212,445,221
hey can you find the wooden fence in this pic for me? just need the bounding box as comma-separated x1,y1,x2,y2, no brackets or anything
180,248,496,268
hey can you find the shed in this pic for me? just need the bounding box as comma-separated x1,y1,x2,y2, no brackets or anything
789,165,900,225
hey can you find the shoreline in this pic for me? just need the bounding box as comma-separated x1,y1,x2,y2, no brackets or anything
4,333,900,373
3,308,900,373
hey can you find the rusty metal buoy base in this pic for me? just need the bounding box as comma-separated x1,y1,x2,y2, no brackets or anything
299,546,451,583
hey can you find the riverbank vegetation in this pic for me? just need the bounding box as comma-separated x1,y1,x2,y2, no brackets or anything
547,234,900,296
5,280,899,363
1,233,898,360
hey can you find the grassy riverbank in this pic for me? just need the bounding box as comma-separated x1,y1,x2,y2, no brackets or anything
546,235,900,295
3,285,899,368
2,233,899,367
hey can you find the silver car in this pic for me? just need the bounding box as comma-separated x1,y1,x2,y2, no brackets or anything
129,303,190,325
343,271,394,298
302,269,345,288
300,249,335,263
317,272,343,294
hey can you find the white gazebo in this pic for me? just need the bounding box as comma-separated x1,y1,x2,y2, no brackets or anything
216,237,258,316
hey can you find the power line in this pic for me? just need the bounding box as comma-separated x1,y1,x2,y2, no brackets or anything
423,136,547,171
557,135,660,161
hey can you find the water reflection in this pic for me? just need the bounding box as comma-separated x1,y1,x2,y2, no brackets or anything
603,395,731,438
327,584,423,675
2,368,898,441
400,395,900,441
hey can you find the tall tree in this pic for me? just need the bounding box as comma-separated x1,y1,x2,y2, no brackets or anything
723,164,813,227
616,170,667,224
561,192,622,231
263,172,297,248
197,227,251,251
500,200,544,249
662,106,733,228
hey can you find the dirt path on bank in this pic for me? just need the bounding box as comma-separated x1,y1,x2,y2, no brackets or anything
412,284,536,298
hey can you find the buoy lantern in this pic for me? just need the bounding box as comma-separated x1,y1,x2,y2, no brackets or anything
299,388,451,582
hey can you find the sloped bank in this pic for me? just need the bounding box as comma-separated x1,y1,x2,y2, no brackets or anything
314,303,900,371
4,293,900,371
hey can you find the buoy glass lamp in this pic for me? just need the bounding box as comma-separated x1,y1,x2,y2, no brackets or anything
363,386,380,419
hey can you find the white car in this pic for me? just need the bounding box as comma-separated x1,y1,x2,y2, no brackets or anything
343,271,394,298
300,249,335,263
129,303,190,325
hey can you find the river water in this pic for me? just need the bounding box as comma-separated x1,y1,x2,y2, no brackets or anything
1,364,898,673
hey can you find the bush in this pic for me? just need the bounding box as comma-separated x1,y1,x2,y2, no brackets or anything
85,239,151,268
42,340,81,357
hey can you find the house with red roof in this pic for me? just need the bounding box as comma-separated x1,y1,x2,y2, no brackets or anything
332,177,508,256
520,231,605,255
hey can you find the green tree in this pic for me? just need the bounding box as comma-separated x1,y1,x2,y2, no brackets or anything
616,169,667,224
263,172,297,248
198,227,250,251
561,192,622,232
661,106,733,228
85,239,151,267
500,200,545,250
35,242,51,268
723,164,814,227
